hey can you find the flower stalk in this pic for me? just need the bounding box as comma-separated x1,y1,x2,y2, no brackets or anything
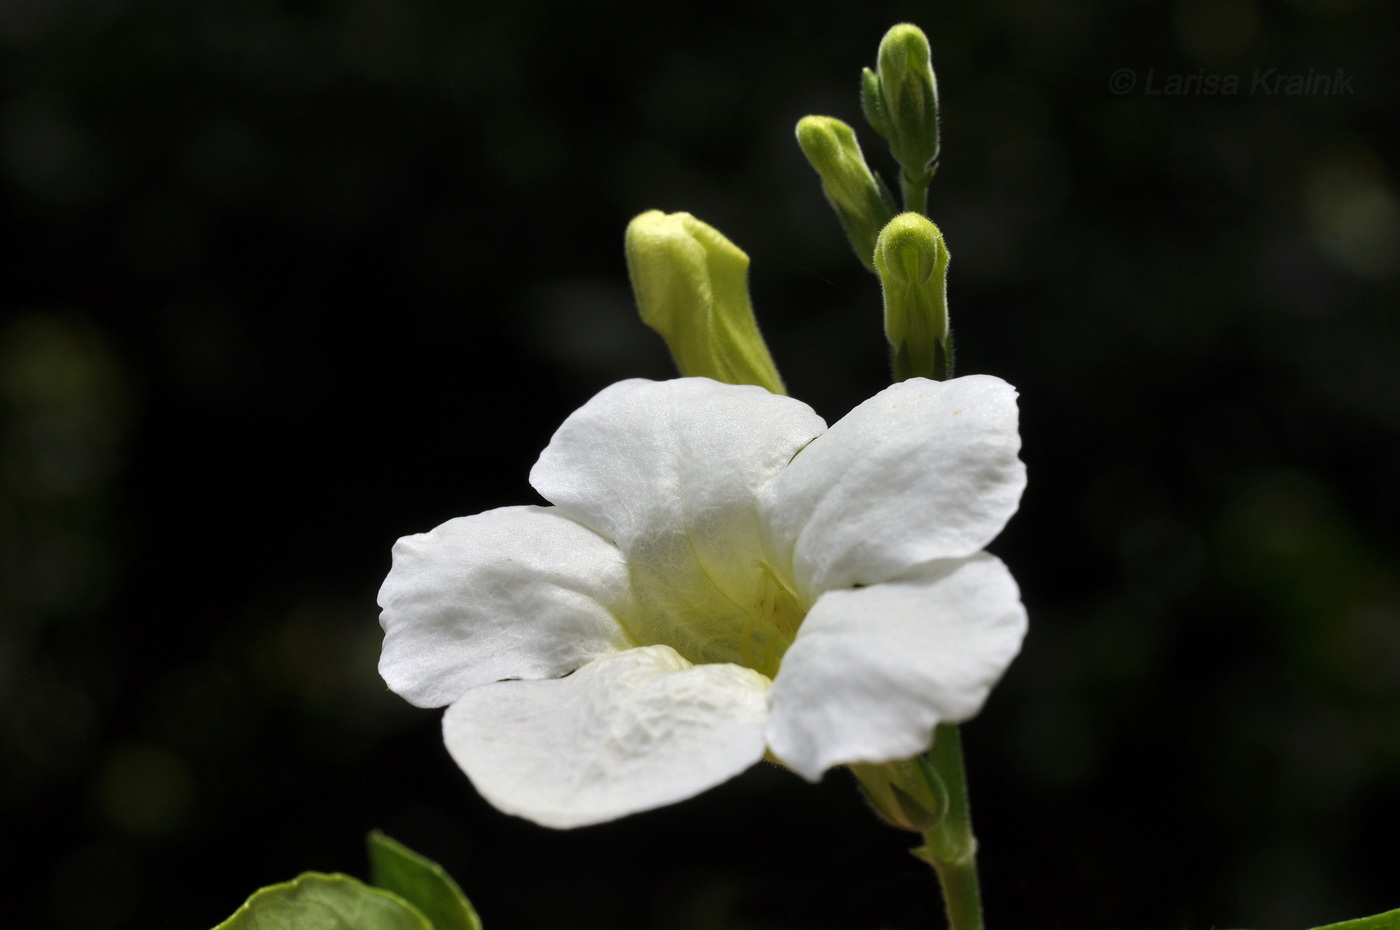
913,724,984,930
854,724,985,930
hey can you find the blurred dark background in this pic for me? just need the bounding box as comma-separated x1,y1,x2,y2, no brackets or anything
2,0,1398,928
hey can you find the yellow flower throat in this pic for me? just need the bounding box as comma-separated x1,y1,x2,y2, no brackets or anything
621,556,808,681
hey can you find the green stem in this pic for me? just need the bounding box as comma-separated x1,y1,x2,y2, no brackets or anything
931,855,983,930
917,724,984,930
900,169,931,216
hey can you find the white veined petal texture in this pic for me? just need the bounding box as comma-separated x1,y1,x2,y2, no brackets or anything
530,377,825,551
442,646,772,829
766,553,1027,781
760,375,1026,599
378,505,634,708
529,377,826,666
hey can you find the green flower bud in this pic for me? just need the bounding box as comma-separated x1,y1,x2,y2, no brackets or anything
864,24,941,213
871,24,940,174
873,212,953,382
795,116,898,274
625,210,785,395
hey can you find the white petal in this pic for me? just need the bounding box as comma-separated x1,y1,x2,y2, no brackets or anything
761,375,1026,598
531,378,825,549
530,378,826,665
442,645,771,828
766,553,1026,781
377,506,633,708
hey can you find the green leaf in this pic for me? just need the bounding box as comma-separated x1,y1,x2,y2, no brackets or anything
368,831,484,930
1308,907,1400,930
212,872,433,930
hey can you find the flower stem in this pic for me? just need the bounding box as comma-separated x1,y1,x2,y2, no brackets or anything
900,169,932,217
930,852,983,930
915,724,985,930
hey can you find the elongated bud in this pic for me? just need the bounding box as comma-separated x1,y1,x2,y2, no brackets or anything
625,210,785,394
864,24,941,213
872,24,940,174
873,212,953,381
795,116,898,273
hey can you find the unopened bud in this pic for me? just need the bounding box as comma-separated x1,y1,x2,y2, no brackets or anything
869,24,940,178
625,210,785,395
873,213,953,381
795,116,897,273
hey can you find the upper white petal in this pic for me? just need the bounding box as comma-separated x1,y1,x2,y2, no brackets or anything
529,378,826,665
442,645,771,829
377,505,633,708
765,553,1027,781
760,375,1026,599
530,378,826,549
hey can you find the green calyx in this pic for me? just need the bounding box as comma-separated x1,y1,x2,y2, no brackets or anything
862,23,941,214
853,727,985,930
795,116,897,273
873,212,953,381
851,754,949,833
625,210,785,395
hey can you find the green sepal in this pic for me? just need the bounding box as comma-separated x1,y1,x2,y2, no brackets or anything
911,751,950,822
212,872,433,930
625,210,785,395
873,212,953,381
860,67,889,139
851,760,921,831
889,782,940,831
850,755,949,833
909,843,939,867
795,116,898,273
368,831,483,930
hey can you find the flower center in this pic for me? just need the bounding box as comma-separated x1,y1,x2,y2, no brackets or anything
620,554,808,680
740,562,807,677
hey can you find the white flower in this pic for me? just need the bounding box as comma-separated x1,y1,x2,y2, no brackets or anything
378,375,1026,828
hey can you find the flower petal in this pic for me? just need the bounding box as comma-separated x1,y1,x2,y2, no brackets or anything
530,378,826,665
442,645,771,828
378,505,633,708
761,375,1025,598
531,378,825,549
765,553,1026,781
